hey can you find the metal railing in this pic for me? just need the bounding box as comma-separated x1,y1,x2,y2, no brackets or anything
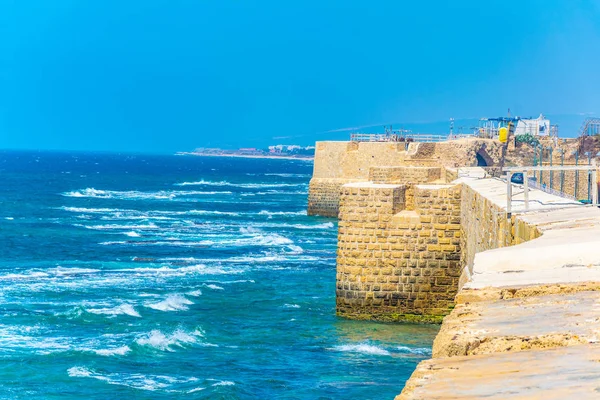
503,165,598,215
350,133,477,143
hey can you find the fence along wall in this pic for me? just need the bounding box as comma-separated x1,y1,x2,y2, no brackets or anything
458,182,542,288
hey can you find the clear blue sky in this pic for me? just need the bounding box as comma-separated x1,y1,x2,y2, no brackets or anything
1,0,599,153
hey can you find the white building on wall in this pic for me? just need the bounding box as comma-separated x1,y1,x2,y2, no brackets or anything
514,114,552,136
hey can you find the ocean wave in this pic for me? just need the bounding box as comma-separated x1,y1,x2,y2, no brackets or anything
47,266,100,276
85,304,141,318
61,188,232,201
291,222,334,230
67,366,199,391
102,232,294,248
78,223,159,230
62,206,311,221
60,207,127,214
0,271,49,280
124,231,141,237
203,284,224,290
135,328,207,351
0,267,100,281
175,180,306,189
92,345,132,356
144,294,193,312
212,381,235,386
283,304,300,309
285,245,304,254
332,343,391,356
188,210,242,217
263,173,311,178
239,226,261,234
396,346,432,355
257,210,307,217
124,264,245,276
253,190,308,195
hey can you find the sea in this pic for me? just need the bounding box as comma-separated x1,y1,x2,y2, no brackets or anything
0,151,438,400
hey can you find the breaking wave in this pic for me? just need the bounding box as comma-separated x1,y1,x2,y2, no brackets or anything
144,294,193,312
67,366,199,391
135,328,209,351
203,284,224,290
85,304,141,318
396,346,432,355
61,188,231,200
257,210,307,217
332,343,391,356
263,173,310,178
175,180,306,189
92,346,132,356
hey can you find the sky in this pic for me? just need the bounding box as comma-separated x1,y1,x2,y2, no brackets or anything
1,0,600,153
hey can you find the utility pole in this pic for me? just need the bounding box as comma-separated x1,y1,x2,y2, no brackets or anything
548,146,554,189
559,149,565,194
574,150,580,200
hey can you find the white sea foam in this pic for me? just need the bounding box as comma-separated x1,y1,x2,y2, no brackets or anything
102,232,294,248
123,264,245,276
60,207,128,214
332,343,391,356
257,210,307,216
285,245,304,254
124,231,141,237
186,289,203,297
396,346,432,355
212,381,235,386
263,173,311,178
4,217,14,220
135,328,205,351
145,294,193,312
283,304,300,309
239,226,261,234
68,366,198,391
93,345,132,356
47,266,100,276
203,284,224,290
61,188,231,201
80,223,158,230
290,222,334,230
68,366,93,378
0,271,49,280
86,304,141,318
188,210,242,217
175,180,306,189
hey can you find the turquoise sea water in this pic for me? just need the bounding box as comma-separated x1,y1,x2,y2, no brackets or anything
0,151,437,399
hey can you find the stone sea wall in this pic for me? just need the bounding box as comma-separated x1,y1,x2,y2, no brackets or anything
336,182,462,323
308,140,504,217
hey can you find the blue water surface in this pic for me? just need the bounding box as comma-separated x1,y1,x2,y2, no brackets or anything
0,151,437,399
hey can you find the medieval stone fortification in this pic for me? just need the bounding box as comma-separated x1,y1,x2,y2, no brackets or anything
308,139,600,398
308,139,504,217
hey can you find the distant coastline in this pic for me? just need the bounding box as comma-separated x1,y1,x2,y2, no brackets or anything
176,151,314,161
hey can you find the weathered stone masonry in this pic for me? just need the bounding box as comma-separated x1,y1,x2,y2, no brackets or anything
336,182,462,323
308,140,504,217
